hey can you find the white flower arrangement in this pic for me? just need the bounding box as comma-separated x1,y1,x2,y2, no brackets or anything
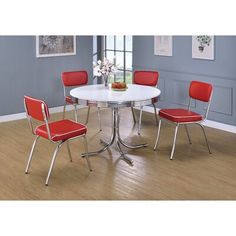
93,58,117,77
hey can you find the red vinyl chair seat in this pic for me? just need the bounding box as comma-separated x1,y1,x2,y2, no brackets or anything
159,108,203,123
35,119,87,142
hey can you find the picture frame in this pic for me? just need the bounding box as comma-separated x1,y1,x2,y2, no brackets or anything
192,35,214,60
154,36,173,56
36,36,76,58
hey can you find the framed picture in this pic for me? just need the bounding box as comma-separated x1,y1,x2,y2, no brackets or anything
154,36,173,56
192,35,214,60
36,36,76,58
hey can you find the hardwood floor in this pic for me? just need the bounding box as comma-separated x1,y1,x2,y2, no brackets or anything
0,107,236,200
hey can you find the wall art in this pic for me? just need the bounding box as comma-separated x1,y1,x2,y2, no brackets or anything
192,35,214,60
36,36,76,57
154,36,173,56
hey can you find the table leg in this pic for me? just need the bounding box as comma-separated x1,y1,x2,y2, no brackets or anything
81,107,148,164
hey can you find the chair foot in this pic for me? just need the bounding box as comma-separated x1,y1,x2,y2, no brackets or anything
184,124,192,144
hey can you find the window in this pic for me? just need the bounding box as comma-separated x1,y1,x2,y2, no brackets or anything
104,36,133,84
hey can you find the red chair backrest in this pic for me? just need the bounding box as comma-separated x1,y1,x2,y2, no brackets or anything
189,81,213,102
133,71,159,86
61,71,88,87
24,96,49,121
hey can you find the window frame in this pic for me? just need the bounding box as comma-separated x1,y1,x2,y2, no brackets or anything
104,36,132,83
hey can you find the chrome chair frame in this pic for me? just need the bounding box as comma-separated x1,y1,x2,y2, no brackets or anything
131,86,159,135
154,92,213,160
24,100,92,186
62,85,102,131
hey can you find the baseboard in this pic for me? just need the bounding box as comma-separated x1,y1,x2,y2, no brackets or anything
1,105,236,134
134,106,236,134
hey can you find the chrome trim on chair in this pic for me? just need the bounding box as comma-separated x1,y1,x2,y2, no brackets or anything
205,91,213,119
74,104,78,122
83,136,92,171
97,107,102,131
197,123,212,154
24,98,35,135
138,106,143,135
154,119,162,151
131,106,136,123
45,141,64,186
170,124,179,160
184,124,192,144
25,135,40,174
85,106,90,124
62,102,67,120
66,142,72,162
153,103,159,127
41,103,52,140
62,86,67,119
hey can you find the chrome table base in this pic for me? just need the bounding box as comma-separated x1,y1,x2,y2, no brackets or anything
81,107,148,165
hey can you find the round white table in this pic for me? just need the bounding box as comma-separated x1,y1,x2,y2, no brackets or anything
70,84,161,165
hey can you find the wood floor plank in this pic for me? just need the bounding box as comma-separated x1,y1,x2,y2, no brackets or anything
0,107,236,199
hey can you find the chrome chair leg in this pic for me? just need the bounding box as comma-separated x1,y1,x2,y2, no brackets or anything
74,104,78,123
198,124,212,154
97,107,102,131
131,106,136,123
45,142,63,186
83,136,92,171
138,106,143,135
66,142,72,162
184,124,192,144
85,106,90,124
62,102,67,119
170,124,179,160
154,119,162,150
25,135,40,174
153,103,159,127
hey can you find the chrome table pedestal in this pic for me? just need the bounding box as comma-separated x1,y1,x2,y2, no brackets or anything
81,107,148,165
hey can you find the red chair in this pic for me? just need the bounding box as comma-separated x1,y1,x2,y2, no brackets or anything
154,81,213,160
61,70,102,130
132,70,159,135
24,95,92,186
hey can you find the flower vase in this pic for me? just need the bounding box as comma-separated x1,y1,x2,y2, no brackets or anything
103,75,109,88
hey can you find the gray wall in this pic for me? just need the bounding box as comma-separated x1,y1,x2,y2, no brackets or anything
0,36,93,116
133,36,236,126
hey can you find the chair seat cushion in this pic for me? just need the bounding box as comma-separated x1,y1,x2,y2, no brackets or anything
159,108,203,123
35,119,87,141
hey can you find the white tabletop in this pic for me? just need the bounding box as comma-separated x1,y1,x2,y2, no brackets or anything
70,84,161,107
